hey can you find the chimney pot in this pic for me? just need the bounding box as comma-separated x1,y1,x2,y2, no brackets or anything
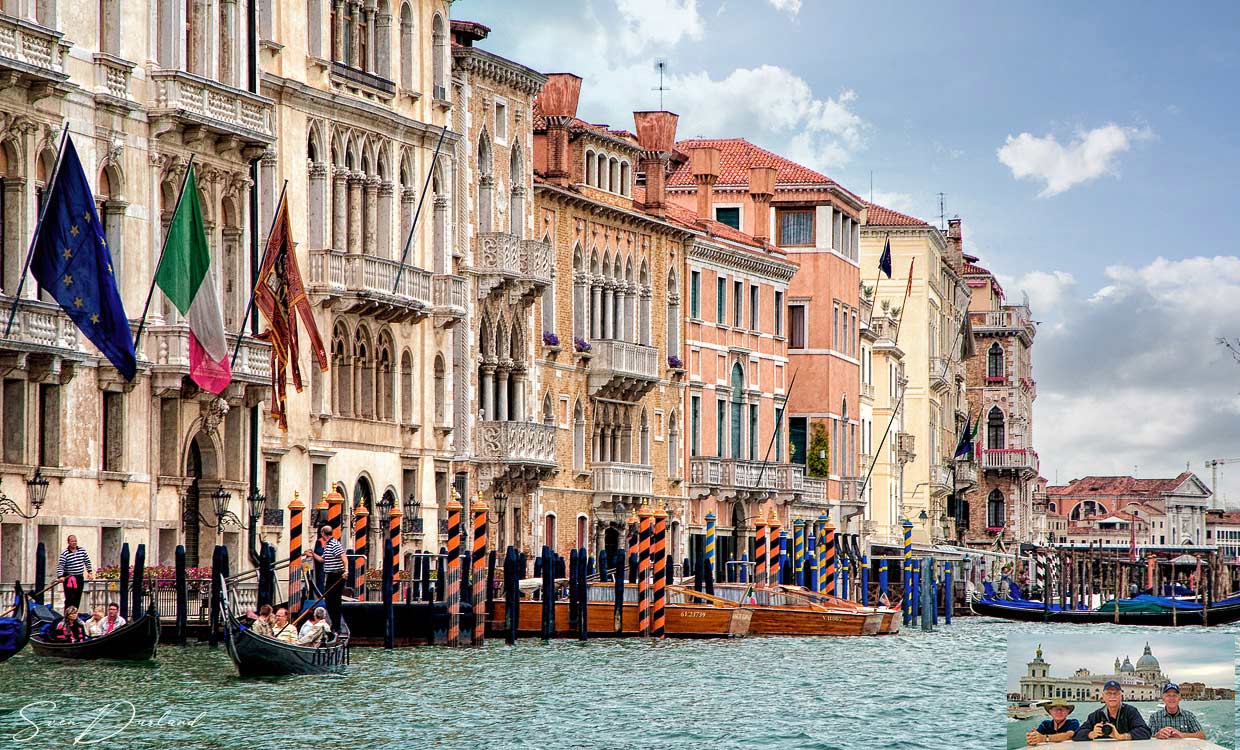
748,166,778,198
691,146,721,221
748,166,778,244
538,73,582,119
633,111,679,217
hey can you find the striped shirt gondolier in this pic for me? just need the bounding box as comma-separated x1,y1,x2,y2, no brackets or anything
1148,708,1203,735
57,547,93,578
322,539,345,573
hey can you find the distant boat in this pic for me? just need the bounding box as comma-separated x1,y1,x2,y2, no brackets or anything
970,582,1240,627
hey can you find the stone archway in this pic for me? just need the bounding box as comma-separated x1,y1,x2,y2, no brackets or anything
184,430,221,568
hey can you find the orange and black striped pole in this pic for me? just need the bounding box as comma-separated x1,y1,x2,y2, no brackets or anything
288,493,304,607
767,511,781,586
353,503,369,598
754,515,768,586
471,494,488,647
326,488,344,541
651,504,668,638
445,495,463,646
637,504,653,636
389,505,403,597
824,519,837,596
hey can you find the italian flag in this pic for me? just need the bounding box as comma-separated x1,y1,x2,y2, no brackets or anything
155,165,232,394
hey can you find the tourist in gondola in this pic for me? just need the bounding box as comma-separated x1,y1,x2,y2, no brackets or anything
56,535,94,610
1148,683,1206,741
270,607,298,643
1073,681,1151,741
305,525,347,630
296,607,332,646
52,606,87,643
100,602,126,634
85,605,107,637
1025,698,1079,745
246,604,274,637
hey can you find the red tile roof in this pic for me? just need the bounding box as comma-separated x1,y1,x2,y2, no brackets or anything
633,186,780,255
1207,511,1240,525
1045,473,1193,497
963,261,990,276
668,138,836,188
531,101,638,142
864,202,931,227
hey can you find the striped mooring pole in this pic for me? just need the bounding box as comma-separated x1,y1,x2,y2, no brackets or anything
651,504,668,638
754,515,768,586
327,488,344,541
816,515,829,593
793,519,805,587
776,529,788,586
823,519,836,596
288,492,304,605
704,511,716,583
944,560,953,624
902,519,914,626
389,505,403,597
806,527,817,591
445,496,463,646
768,512,781,586
879,559,889,598
637,504,653,636
860,551,870,606
471,495,488,647
353,503,369,598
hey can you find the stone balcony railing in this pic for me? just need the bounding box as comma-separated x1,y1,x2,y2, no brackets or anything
475,420,556,467
982,447,1039,475
929,355,949,391
970,307,1036,343
0,296,90,380
474,232,553,299
839,476,864,508
896,432,916,464
92,52,134,104
688,457,828,505
432,274,466,323
148,68,274,150
955,459,978,487
146,324,272,387
592,462,653,497
586,339,659,400
929,463,953,495
861,382,876,400
308,249,433,323
0,13,69,96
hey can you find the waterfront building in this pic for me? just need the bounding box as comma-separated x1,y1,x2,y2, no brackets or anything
860,205,973,544
961,229,1040,546
1205,510,1240,562
666,139,866,535
531,75,687,558
0,0,273,578
1020,643,1170,702
858,296,910,546
661,144,811,568
259,0,460,571
1044,473,1212,549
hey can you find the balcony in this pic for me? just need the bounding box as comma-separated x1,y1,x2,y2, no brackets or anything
148,68,274,153
586,339,659,400
688,457,827,505
955,459,978,488
896,432,916,465
861,382,875,401
474,232,553,301
475,421,556,469
91,53,136,109
981,448,1039,476
592,462,653,498
929,355,949,391
839,477,865,510
929,464,953,496
0,14,70,101
146,324,272,395
0,297,90,381
432,274,466,325
970,307,1036,345
308,250,433,323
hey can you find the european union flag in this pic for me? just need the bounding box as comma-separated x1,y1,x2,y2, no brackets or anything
30,135,136,379
878,235,892,278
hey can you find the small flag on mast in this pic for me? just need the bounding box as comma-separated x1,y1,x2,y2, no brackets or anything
954,414,974,459
29,134,136,380
878,236,892,279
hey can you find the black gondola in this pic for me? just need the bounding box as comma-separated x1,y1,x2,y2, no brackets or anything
28,608,159,661
220,576,349,677
970,594,1240,627
0,585,29,663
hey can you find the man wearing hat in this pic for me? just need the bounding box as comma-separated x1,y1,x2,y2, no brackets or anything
1148,683,1205,741
1024,698,1079,745
1073,681,1151,741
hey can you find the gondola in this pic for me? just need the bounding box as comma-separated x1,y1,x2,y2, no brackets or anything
28,607,160,661
970,591,1240,627
0,585,29,663
221,577,349,677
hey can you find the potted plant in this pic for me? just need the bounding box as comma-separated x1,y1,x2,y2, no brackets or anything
542,331,561,350
574,337,592,358
667,353,684,375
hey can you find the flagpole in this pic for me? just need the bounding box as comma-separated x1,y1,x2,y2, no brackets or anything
229,179,288,369
3,126,70,338
891,258,915,345
753,370,797,491
865,233,890,326
133,155,196,352
392,125,448,295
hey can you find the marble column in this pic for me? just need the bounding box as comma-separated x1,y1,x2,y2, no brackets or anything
496,366,510,422
591,282,603,339
332,0,346,61
364,6,376,72
348,172,363,255
219,0,238,86
480,364,495,421
332,167,348,251
512,368,526,421
603,283,614,340
309,163,328,249
363,176,379,255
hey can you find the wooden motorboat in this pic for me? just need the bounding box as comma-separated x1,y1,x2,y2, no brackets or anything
0,585,29,663
29,609,159,661
708,584,879,636
778,586,901,635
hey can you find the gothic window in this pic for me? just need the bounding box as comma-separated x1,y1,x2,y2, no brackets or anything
432,164,447,270
477,131,493,233
96,164,125,291
620,161,631,197
987,406,1005,450
0,139,19,294
639,409,650,465
730,363,744,460
431,14,446,98
597,154,609,192
353,326,375,419
988,342,1004,379
639,261,651,346
609,157,620,194
400,349,413,425
572,400,585,471
665,268,679,358
585,150,596,187
509,144,524,233
399,3,414,89
542,393,554,426
541,241,555,339
572,245,586,342
987,489,1005,529
433,354,446,425
102,391,124,472
667,410,680,478
377,332,394,422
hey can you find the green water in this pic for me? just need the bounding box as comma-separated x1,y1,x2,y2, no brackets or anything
0,618,1235,750
1008,701,1234,749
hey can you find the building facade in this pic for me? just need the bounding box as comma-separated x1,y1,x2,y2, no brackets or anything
1045,473,1212,549
859,296,909,546
1020,643,1169,703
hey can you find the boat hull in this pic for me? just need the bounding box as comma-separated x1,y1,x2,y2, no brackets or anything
225,623,349,677
745,606,870,636
340,601,480,646
970,597,1240,626
0,617,28,663
490,599,750,638
30,612,159,661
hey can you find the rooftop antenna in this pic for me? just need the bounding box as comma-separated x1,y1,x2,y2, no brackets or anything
653,59,670,110
937,192,946,230
870,171,874,203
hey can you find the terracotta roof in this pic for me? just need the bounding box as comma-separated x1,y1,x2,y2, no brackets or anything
1045,473,1194,497
668,138,836,188
1207,511,1240,525
864,202,931,227
963,261,990,276
531,101,638,142
632,186,780,256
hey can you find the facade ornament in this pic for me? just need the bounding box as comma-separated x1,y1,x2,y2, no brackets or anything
202,397,230,437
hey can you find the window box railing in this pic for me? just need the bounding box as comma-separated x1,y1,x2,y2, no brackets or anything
0,14,69,84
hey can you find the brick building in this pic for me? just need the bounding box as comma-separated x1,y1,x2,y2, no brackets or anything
1045,473,1212,549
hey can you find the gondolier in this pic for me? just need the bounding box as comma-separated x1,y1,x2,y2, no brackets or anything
56,535,93,609
307,525,347,630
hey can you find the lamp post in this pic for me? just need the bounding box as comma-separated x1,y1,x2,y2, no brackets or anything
0,468,50,519
403,494,422,540
377,493,392,528
494,488,507,550
246,489,265,565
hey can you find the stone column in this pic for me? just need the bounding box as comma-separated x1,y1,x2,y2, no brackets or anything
592,427,601,463
332,167,348,251
348,172,363,255
350,0,363,68
363,176,380,255
375,12,392,78
219,0,238,86
332,0,346,62
433,196,449,272
480,363,495,421
309,163,328,249
400,186,416,260
377,180,394,260
509,187,525,236
364,6,376,72
600,427,611,462
512,368,526,421
591,281,603,339
603,283,614,340
477,176,493,234
496,365,510,422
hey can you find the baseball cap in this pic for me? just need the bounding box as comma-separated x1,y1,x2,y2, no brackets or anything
1163,683,1180,694
1103,680,1122,691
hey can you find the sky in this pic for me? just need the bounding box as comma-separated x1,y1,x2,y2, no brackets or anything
1006,632,1235,693
457,0,1240,502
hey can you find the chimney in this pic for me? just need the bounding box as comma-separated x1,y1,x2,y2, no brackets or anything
946,217,963,274
689,147,720,221
748,166,777,244
538,73,582,187
632,110,679,217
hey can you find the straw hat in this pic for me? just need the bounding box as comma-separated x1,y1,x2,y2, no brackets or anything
1044,698,1075,715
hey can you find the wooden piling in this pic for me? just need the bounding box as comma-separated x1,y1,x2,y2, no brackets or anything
576,548,588,641
793,519,805,587
754,515,768,587
504,546,519,644
471,495,488,647
768,513,781,586
326,488,344,541
383,538,395,649
132,544,146,619
540,546,555,640
288,493,305,610
637,505,653,636
208,545,222,648
174,544,187,644
352,503,369,599
119,542,131,619
33,543,45,606
445,497,463,646
614,548,626,633
652,505,668,638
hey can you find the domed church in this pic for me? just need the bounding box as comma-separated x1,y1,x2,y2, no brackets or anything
1020,643,1169,702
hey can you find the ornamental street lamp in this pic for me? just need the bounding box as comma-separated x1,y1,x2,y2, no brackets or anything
403,494,422,537
0,468,50,520
377,493,392,528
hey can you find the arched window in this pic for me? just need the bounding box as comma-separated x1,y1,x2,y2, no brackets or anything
433,355,446,426
730,363,744,460
96,163,125,289
639,409,650,465
987,489,1005,529
400,349,413,425
332,322,352,417
572,245,586,342
399,2,414,89
620,161,631,197
541,237,556,340
609,157,620,193
585,150,596,187
0,139,20,293
665,269,679,359
509,144,524,233
431,14,446,98
377,333,394,421
542,393,554,426
987,342,1004,379
1070,500,1103,521
987,406,1005,450
667,410,680,478
545,512,557,551
597,154,609,192
354,327,375,419
477,131,493,233
576,515,588,551
638,261,651,346
572,400,585,471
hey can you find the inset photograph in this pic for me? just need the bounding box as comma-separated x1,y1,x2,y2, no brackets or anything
1007,633,1235,749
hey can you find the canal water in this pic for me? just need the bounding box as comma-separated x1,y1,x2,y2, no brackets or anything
0,618,1235,750
1008,700,1234,749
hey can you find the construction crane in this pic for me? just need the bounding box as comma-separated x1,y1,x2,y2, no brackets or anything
1204,458,1240,509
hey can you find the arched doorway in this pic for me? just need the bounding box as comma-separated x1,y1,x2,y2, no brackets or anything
184,431,220,568
184,440,203,568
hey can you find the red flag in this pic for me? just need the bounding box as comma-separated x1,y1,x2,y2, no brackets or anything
255,192,328,429
904,258,915,301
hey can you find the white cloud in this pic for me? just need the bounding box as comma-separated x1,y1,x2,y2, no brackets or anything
868,189,921,217
615,0,703,51
767,0,802,15
996,124,1153,196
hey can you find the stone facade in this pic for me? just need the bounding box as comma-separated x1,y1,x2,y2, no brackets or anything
1020,643,1169,703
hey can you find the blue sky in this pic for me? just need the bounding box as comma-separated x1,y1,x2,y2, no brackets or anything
460,0,1240,499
